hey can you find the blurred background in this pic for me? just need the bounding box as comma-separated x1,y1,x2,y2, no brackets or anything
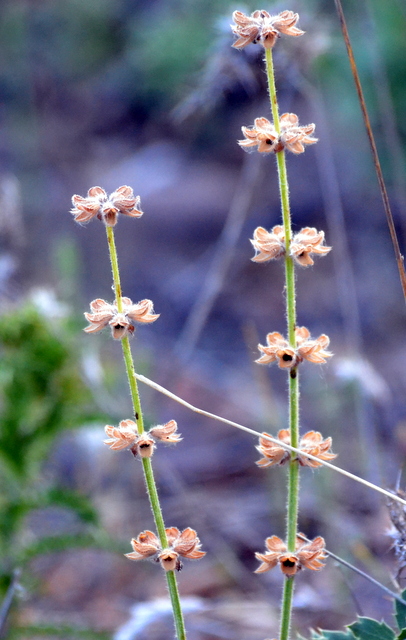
0,0,405,638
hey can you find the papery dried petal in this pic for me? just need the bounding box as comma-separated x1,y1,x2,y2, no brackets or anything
84,297,159,340
149,420,182,443
256,332,298,368
104,419,138,451
290,227,331,266
239,117,280,154
297,333,332,364
255,534,327,576
297,431,337,468
256,327,332,369
125,530,161,561
251,226,286,263
231,9,304,50
280,113,318,154
296,535,327,571
71,185,142,227
256,429,291,467
172,527,206,560
255,535,287,573
125,298,160,324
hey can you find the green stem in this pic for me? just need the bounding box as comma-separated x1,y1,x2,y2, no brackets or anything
105,225,186,640
265,48,300,640
279,578,295,640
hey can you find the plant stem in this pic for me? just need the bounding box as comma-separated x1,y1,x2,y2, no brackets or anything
265,48,300,640
279,578,295,640
105,225,186,640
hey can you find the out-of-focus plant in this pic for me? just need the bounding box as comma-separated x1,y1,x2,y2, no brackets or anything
0,302,102,628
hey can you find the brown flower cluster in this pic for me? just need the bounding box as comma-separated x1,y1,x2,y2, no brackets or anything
239,114,317,155
255,534,327,577
71,186,142,227
256,429,337,468
231,9,304,50
256,326,332,369
84,297,159,340
126,527,206,572
251,226,331,266
104,419,181,458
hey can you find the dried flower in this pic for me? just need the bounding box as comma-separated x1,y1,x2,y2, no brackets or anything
255,534,327,577
279,113,317,154
256,429,337,468
71,186,143,227
239,117,281,154
149,420,182,443
251,226,286,262
250,226,331,266
104,419,138,451
239,114,317,155
84,297,159,340
290,227,331,266
126,527,205,572
231,10,304,50
104,419,181,457
256,326,332,369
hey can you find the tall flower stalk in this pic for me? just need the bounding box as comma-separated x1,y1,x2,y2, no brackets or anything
232,9,334,639
71,186,206,640
265,46,299,640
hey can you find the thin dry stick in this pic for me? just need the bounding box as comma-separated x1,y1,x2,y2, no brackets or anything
334,0,406,302
133,371,406,507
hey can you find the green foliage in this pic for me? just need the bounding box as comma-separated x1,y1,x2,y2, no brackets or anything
395,590,406,631
349,618,395,640
299,590,406,640
0,303,101,595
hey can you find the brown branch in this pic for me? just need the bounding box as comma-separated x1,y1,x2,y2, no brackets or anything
334,0,406,302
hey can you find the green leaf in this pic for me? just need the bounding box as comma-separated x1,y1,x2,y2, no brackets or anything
349,617,396,640
397,630,406,640
395,590,406,631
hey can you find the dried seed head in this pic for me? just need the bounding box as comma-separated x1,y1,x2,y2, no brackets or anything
149,420,182,443
136,436,156,458
231,9,304,50
126,527,205,572
256,429,337,468
239,114,317,155
251,226,286,262
104,419,181,457
84,297,159,340
71,185,143,227
239,117,280,154
255,534,327,577
290,227,331,266
297,431,337,468
104,419,138,451
279,113,317,154
125,530,161,561
256,326,332,369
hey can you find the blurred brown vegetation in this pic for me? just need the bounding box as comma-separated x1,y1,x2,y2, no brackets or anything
0,0,405,638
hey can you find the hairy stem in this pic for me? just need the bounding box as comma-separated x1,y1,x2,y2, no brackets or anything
105,225,186,640
265,48,300,640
